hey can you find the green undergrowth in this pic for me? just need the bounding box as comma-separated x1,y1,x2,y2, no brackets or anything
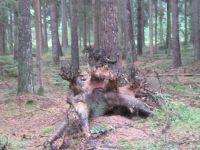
0,135,26,150
90,124,114,135
120,92,200,149
118,138,199,150
167,81,195,94
151,93,200,131
42,126,54,135
118,139,174,150
50,74,68,86
0,55,18,78
25,99,39,110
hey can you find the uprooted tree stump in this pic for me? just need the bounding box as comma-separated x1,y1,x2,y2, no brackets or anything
44,48,158,149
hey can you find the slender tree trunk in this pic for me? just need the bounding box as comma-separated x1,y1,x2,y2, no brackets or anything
159,0,164,45
40,0,44,53
171,0,182,67
61,0,68,51
34,0,44,94
141,0,145,46
14,1,19,60
192,0,200,60
18,0,34,94
124,0,128,58
0,17,6,55
92,0,100,49
49,0,62,65
71,0,79,75
79,30,82,48
137,0,143,55
148,0,154,56
88,30,91,46
42,0,48,52
184,0,188,45
166,0,171,54
83,0,87,49
125,0,136,80
155,0,158,51
9,10,14,53
190,0,194,44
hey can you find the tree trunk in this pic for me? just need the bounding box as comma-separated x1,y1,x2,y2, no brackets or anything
137,0,144,55
99,0,120,64
192,0,200,61
83,0,87,49
159,0,164,45
42,0,48,52
14,1,19,60
141,0,145,46
184,0,188,45
9,10,14,53
61,0,69,51
34,0,44,94
49,0,62,65
148,0,154,56
88,30,91,46
92,0,100,49
172,0,182,67
71,0,79,75
0,16,6,55
125,0,136,80
17,0,34,94
40,0,44,53
166,0,171,54
154,0,158,51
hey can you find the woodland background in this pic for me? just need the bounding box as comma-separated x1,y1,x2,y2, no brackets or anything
0,0,200,149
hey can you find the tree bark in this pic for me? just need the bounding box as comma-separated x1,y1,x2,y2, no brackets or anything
61,0,69,51
166,0,171,54
49,0,62,65
99,0,120,64
14,1,19,60
125,0,136,80
184,0,188,45
17,0,34,94
71,0,79,75
0,16,6,55
42,0,48,52
92,0,100,49
137,0,144,55
171,0,182,67
192,0,200,61
83,0,87,49
9,10,14,53
40,0,44,53
34,0,44,94
154,0,158,51
148,0,154,56
159,0,164,45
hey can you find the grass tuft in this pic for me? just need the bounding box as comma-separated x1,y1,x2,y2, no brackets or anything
42,126,54,135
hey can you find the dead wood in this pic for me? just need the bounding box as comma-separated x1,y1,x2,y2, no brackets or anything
46,48,156,148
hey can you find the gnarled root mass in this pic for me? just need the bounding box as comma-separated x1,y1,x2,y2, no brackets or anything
45,48,158,148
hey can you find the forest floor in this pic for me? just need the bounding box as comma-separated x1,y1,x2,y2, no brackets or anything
0,46,200,150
